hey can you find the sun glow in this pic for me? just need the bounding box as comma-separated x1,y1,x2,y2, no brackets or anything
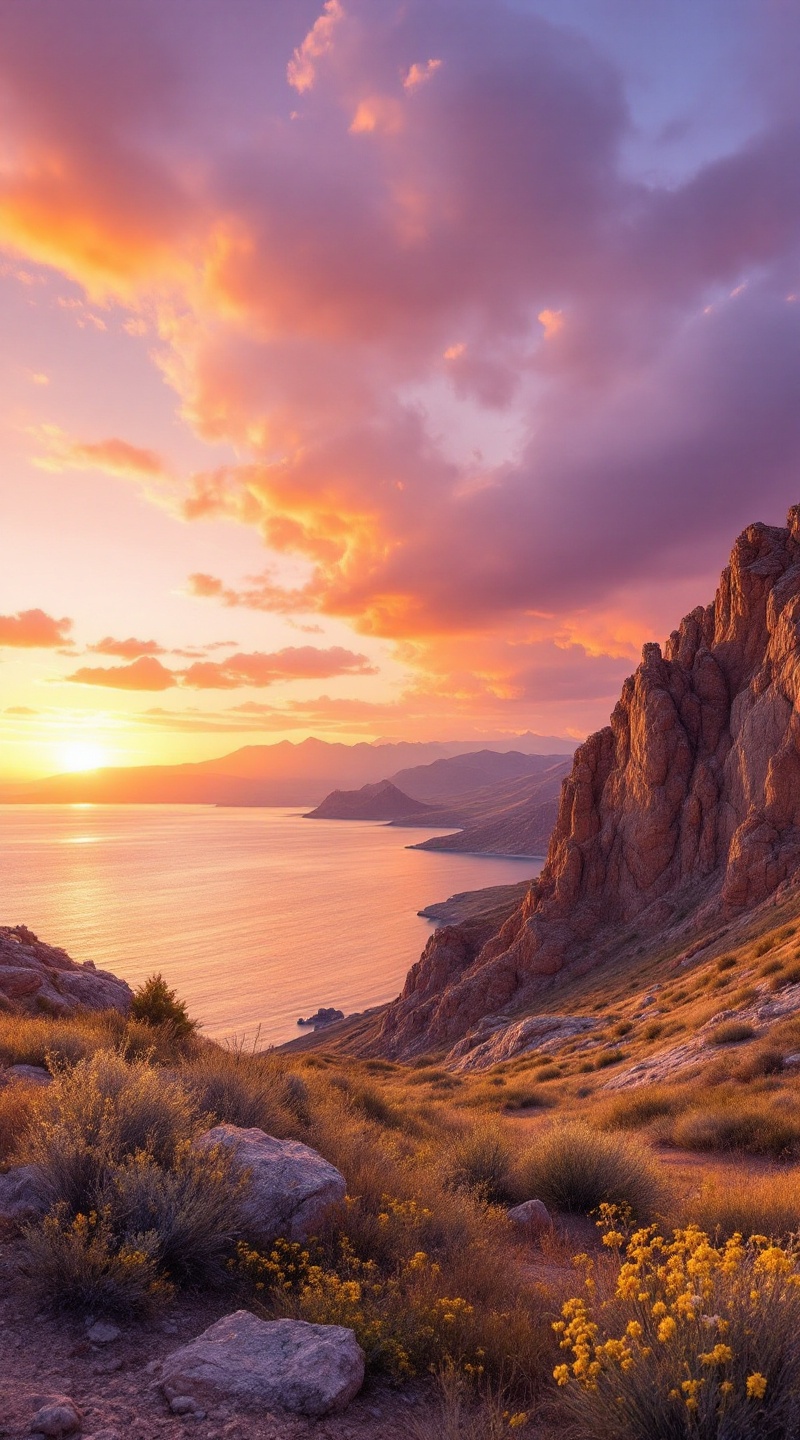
57,741,108,772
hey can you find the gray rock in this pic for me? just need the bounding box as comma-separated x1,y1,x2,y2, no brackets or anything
169,1396,200,1415
29,1397,82,1436
0,1165,45,1224
2,1064,52,1087
86,1320,121,1344
507,1198,552,1236
193,1125,346,1245
161,1311,365,1417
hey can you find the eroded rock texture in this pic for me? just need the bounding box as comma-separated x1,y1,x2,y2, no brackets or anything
0,926,131,1018
379,510,800,1056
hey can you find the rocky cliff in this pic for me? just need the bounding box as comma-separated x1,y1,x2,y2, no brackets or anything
377,509,800,1057
0,926,131,1017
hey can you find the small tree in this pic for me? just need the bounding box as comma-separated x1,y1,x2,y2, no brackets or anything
130,974,198,1040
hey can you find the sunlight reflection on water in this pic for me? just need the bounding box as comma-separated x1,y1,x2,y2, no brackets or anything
0,806,542,1046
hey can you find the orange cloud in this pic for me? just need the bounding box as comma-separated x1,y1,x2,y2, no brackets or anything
0,609,73,648
180,646,377,689
64,657,177,690
32,427,168,480
88,636,166,659
64,647,376,691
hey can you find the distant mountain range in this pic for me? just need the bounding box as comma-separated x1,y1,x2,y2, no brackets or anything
306,751,571,856
0,733,574,807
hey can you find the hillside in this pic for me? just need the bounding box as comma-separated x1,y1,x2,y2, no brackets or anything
305,753,570,852
406,763,569,856
305,780,432,821
374,509,800,1059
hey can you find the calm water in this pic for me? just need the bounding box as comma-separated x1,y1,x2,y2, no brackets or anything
0,806,542,1045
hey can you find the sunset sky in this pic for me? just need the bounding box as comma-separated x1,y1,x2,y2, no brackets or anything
1,0,799,779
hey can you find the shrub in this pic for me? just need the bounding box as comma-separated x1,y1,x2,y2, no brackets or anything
599,1087,685,1131
406,1365,531,1439
553,1219,800,1439
643,1021,664,1040
594,1050,625,1069
21,1207,169,1317
515,1122,665,1219
667,1104,800,1160
708,1021,755,1046
21,1051,198,1212
442,1121,514,1203
0,1080,40,1163
0,1010,124,1068
107,1142,246,1285
182,1043,299,1134
716,955,737,972
130,974,198,1040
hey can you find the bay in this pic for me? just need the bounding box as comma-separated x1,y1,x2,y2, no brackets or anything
0,805,543,1045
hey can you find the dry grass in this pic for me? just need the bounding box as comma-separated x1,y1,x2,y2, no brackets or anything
692,1171,800,1240
513,1121,667,1219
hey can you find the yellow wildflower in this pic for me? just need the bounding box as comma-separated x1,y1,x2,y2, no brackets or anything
746,1373,768,1400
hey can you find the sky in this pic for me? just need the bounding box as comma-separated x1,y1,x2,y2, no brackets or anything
1,0,798,779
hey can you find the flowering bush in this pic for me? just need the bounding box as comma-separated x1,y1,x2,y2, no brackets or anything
553,1205,800,1438
234,1232,486,1380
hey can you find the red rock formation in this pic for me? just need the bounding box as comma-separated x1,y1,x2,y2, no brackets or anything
378,509,800,1056
0,925,131,1017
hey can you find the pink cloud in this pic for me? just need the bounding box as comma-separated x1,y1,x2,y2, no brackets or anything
64,646,376,691
0,609,73,648
0,0,798,714
64,656,178,690
180,646,377,689
88,636,166,659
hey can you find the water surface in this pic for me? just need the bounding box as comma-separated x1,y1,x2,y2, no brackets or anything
0,806,542,1045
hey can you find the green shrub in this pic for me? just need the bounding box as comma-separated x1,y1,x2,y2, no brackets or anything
708,1021,756,1046
130,974,198,1040
515,1122,665,1219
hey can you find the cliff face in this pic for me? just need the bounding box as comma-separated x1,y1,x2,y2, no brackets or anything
378,509,800,1057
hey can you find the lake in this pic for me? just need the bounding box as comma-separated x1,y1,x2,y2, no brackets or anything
0,806,543,1045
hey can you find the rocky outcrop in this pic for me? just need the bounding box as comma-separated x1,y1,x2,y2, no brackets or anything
160,1312,365,1417
193,1126,346,1245
0,927,131,1018
377,510,800,1057
306,779,432,821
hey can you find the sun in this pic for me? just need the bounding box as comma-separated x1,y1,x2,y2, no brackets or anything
58,741,108,773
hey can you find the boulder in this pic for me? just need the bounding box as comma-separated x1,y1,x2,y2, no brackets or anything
160,1311,365,1417
1,1064,52,1087
507,1198,552,1237
193,1125,345,1246
0,1165,45,1225
29,1397,82,1436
